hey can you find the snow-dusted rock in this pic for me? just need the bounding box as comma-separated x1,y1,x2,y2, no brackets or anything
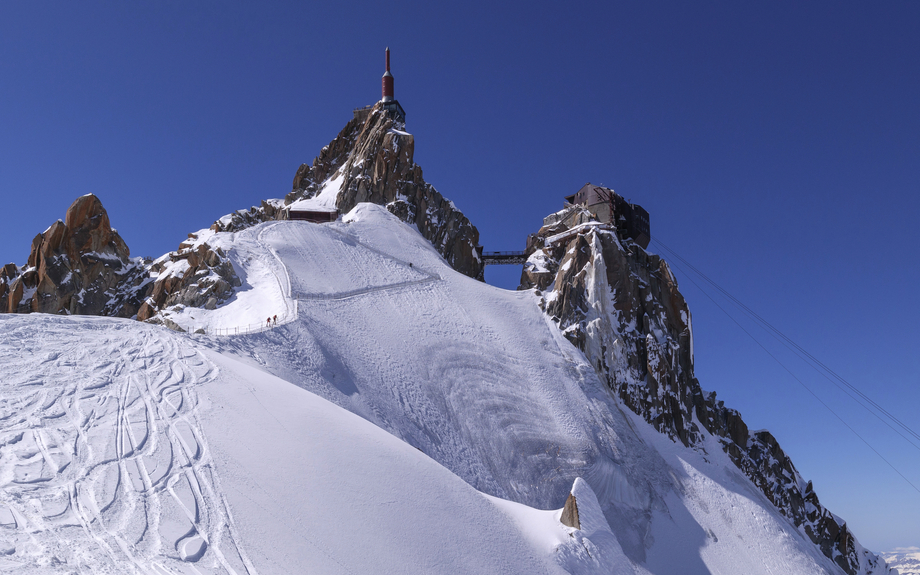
209,198,284,233
524,205,890,575
553,478,638,575
138,231,241,323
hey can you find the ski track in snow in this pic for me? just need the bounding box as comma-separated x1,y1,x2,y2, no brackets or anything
226,215,599,508
0,316,255,575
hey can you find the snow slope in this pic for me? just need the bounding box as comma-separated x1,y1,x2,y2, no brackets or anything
0,203,879,573
0,314,618,574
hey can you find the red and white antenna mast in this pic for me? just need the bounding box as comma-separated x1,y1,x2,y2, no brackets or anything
381,47,394,102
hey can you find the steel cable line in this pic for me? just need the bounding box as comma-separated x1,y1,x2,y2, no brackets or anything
651,245,920,495
653,235,920,450
652,240,920,451
653,238,920,445
650,234,920,450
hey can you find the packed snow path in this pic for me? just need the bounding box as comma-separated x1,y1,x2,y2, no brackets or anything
166,218,440,335
0,316,255,574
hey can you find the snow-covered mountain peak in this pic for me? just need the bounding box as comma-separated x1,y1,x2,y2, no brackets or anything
286,102,483,279
0,199,896,573
135,101,484,325
0,89,898,574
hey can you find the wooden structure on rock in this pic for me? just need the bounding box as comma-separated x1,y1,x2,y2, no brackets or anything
286,208,338,223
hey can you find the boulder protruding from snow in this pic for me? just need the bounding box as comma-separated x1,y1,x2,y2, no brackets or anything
286,102,483,280
554,478,637,574
0,195,151,317
560,493,580,530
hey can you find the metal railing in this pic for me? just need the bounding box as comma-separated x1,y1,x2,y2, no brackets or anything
193,320,282,337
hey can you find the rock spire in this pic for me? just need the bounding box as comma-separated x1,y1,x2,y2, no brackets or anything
286,101,482,280
0,194,151,317
521,202,890,575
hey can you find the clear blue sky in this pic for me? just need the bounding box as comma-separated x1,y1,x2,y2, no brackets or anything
1,1,918,552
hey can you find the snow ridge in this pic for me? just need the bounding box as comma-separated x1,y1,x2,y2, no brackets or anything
0,204,897,574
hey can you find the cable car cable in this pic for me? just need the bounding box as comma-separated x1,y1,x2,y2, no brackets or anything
650,235,920,447
657,242,920,445
652,238,920,450
653,236,920,450
655,249,920,495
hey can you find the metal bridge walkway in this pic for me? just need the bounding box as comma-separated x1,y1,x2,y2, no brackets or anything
482,251,526,266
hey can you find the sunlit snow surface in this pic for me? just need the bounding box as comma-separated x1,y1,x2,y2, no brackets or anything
0,204,863,574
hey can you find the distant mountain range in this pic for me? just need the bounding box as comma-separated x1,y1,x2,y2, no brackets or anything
882,548,920,575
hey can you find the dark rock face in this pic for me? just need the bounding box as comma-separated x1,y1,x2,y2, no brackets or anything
0,195,151,317
137,234,241,324
288,111,365,203
286,103,483,280
560,493,581,530
523,204,888,575
0,263,25,314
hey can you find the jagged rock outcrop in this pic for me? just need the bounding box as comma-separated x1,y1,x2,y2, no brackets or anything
137,233,241,325
209,199,284,233
0,195,152,317
523,203,889,575
288,109,367,203
286,103,483,280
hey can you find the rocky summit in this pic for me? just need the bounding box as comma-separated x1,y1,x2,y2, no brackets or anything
0,194,151,317
285,103,483,280
143,102,483,325
521,202,889,575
